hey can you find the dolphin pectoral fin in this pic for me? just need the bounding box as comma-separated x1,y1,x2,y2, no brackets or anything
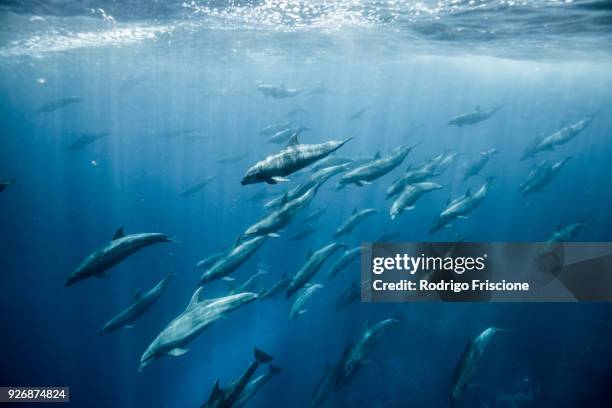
354,181,363,187
458,216,469,220
298,309,307,315
124,325,134,329
168,347,189,357
221,276,236,282
265,178,277,184
268,232,281,238
271,176,290,183
405,206,416,211
95,271,111,278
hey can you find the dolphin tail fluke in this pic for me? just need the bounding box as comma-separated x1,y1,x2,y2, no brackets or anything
269,365,283,375
495,327,514,334
167,235,182,244
254,347,274,364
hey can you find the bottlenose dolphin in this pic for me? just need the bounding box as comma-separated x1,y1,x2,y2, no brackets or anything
138,288,258,371
259,273,291,300
286,243,345,297
547,221,590,243
260,121,293,136
448,105,502,127
217,152,249,165
333,208,379,238
267,126,311,144
303,205,329,223
100,274,172,334
430,178,494,233
521,113,597,160
336,144,416,188
335,281,360,311
264,164,348,209
308,363,341,408
390,182,443,220
35,96,83,114
289,284,324,322
519,157,570,195
241,134,353,185
450,327,511,405
228,270,268,295
326,247,360,282
289,224,319,241
464,148,498,180
201,348,273,408
386,163,436,199
195,249,227,270
335,318,401,389
257,84,301,99
233,364,283,408
66,228,174,286
198,235,269,285
310,155,353,172
179,176,216,197
0,178,16,193
243,184,320,238
65,132,109,151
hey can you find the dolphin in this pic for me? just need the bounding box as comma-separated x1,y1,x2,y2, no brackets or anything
519,157,570,195
289,284,324,322
430,150,461,176
386,163,437,199
303,205,329,224
335,280,360,311
66,228,174,286
336,144,416,188
286,243,345,297
450,327,511,405
228,270,268,295
260,121,294,136
217,152,249,165
158,129,197,139
333,208,379,238
259,273,291,300
310,155,353,172
198,235,269,285
0,178,16,193
375,230,401,242
335,318,401,389
267,126,311,145
326,247,360,282
308,363,341,408
243,184,320,238
195,249,227,270
233,364,283,408
201,348,273,408
430,178,494,233
547,221,590,243
390,182,443,220
100,274,172,334
178,176,216,197
289,224,319,241
464,148,498,180
35,96,83,114
521,113,598,160
138,288,258,371
448,105,502,127
257,84,301,99
65,132,109,151
241,134,353,185
264,164,348,209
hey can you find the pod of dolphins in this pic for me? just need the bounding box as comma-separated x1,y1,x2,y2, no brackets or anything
3,87,596,407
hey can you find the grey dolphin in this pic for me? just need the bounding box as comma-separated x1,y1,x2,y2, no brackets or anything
228,270,268,295
257,84,301,99
233,364,283,408
519,157,570,195
198,235,269,285
100,274,172,334
335,280,360,311
450,327,511,405
217,152,249,165
138,288,258,371
547,221,590,243
178,176,216,197
289,283,324,322
308,362,341,408
390,182,443,220
259,273,291,300
286,243,345,297
242,184,320,238
336,144,416,189
195,249,227,270
303,205,329,223
0,178,17,193
201,348,273,408
241,134,353,185
333,208,379,238
66,228,174,286
521,113,597,160
448,105,502,127
335,318,401,389
310,155,353,172
260,121,293,136
326,247,360,282
386,163,436,199
36,96,83,114
65,132,109,151
430,177,494,233
289,224,319,241
267,126,311,144
464,148,498,180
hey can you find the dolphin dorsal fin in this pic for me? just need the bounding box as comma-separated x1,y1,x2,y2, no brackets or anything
133,289,142,302
287,134,300,147
307,248,313,258
281,192,289,206
363,320,370,333
113,227,125,240
233,235,242,248
475,105,481,111
209,379,223,400
465,188,472,197
188,287,205,309
374,151,381,160
556,222,563,232
352,207,357,214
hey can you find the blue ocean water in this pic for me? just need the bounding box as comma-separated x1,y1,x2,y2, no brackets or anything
1,1,612,407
